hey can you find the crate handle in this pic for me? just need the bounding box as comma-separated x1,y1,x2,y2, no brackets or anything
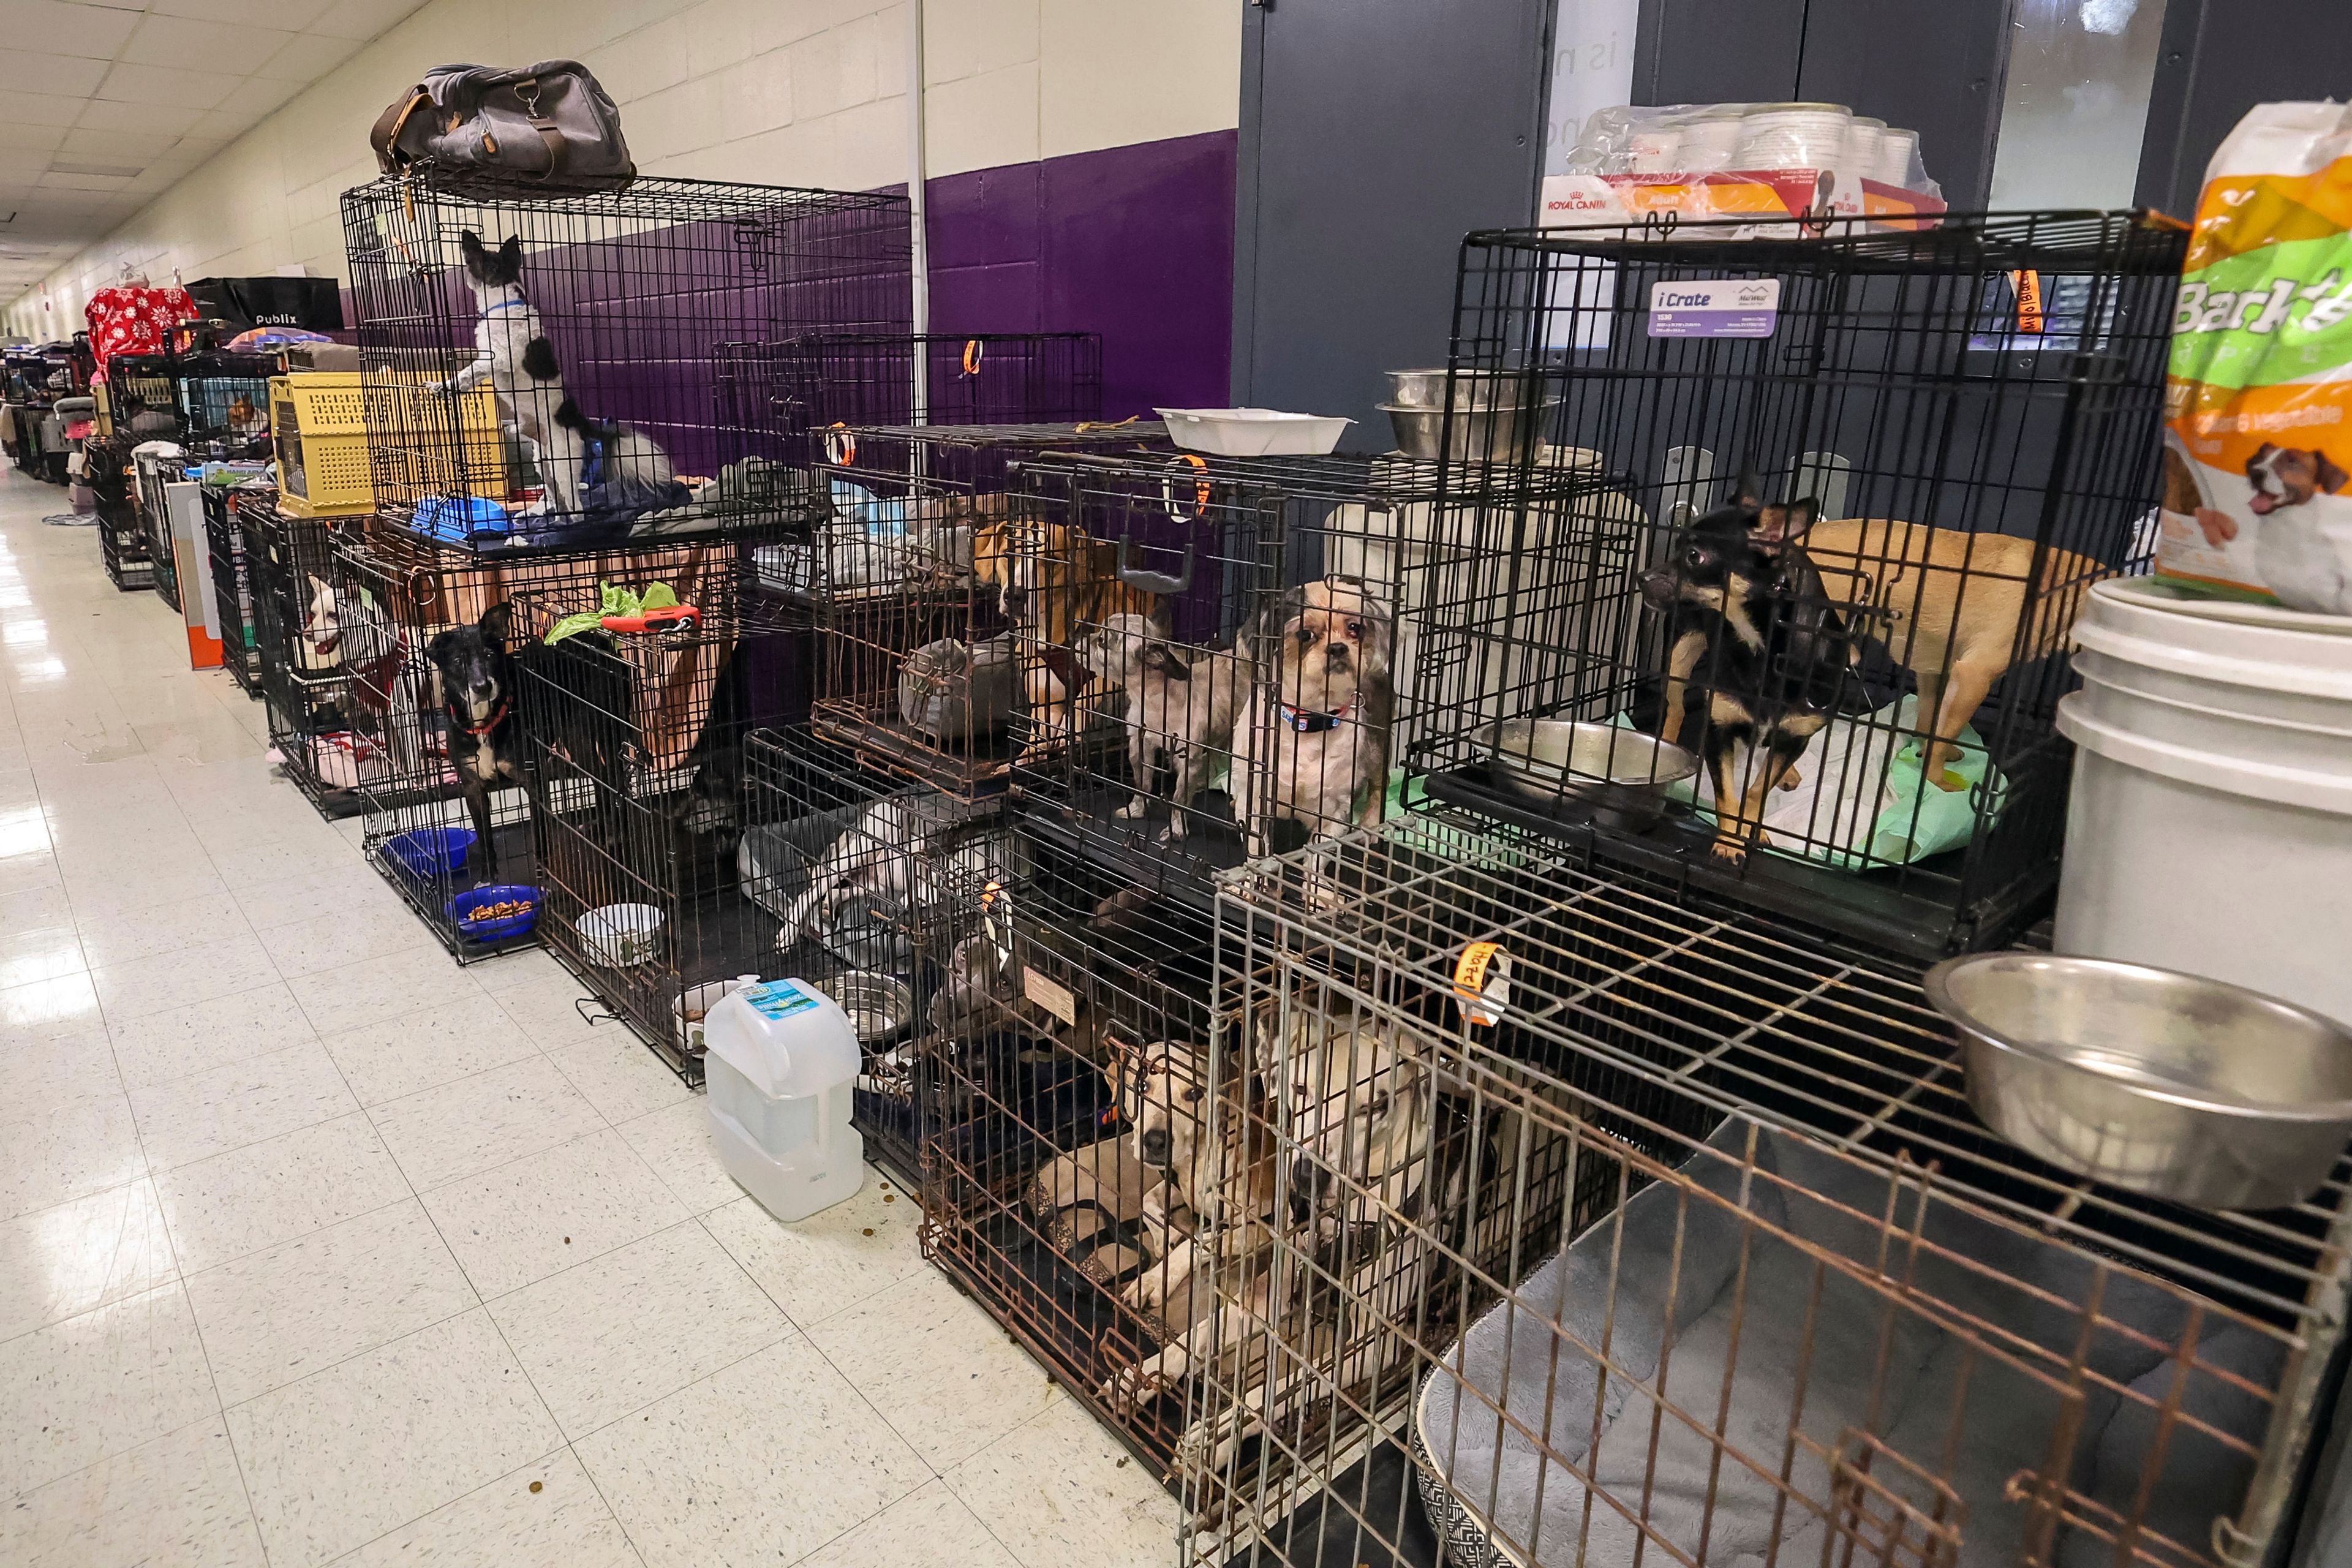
1116,535,1193,597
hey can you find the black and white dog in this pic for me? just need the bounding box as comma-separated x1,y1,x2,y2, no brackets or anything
450,231,676,516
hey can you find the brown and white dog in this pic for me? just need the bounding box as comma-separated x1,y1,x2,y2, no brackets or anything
1081,612,1255,840
1102,1003,1443,1464
973,517,1159,760
1113,1039,1267,1321
1239,576,1395,859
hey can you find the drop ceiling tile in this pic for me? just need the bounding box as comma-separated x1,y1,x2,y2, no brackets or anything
0,51,110,100
37,171,135,192
0,97,85,134
306,0,431,41
255,30,365,82
0,124,70,156
0,0,142,61
74,100,208,138
153,0,335,26
123,13,295,75
59,127,178,165
94,61,239,111
189,104,270,141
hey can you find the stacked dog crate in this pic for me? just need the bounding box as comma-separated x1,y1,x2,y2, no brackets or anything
1119,212,2352,1568
331,169,908,981
244,497,372,816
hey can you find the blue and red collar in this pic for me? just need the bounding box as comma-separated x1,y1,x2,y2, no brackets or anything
1278,701,1352,734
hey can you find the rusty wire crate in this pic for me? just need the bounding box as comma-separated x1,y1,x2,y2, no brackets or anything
1128,812,2352,1568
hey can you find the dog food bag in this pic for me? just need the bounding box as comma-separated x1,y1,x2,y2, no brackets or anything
2160,100,2352,614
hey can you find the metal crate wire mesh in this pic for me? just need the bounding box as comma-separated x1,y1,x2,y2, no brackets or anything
1167,815,2348,1568
801,421,1172,795
741,728,1020,1178
919,820,1235,1488
87,433,153,592
1005,450,1632,906
715,331,1102,470
205,484,265,696
341,171,907,543
505,554,811,1076
1412,211,2185,959
243,497,370,816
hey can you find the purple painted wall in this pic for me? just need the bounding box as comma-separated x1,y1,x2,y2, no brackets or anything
921,129,1236,420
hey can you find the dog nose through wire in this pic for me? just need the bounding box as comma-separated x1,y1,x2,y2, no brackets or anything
1139,1125,1171,1169
1287,1160,1331,1226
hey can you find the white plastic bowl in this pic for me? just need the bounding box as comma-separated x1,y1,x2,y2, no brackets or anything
580,902,666,968
1155,407,1352,458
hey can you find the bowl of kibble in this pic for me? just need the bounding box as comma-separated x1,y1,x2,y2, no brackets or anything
445,884,541,941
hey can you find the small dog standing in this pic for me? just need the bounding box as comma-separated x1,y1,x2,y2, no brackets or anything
1643,493,1860,864
1082,612,1254,840
424,602,524,877
1238,577,1395,860
448,230,675,516
973,518,1159,759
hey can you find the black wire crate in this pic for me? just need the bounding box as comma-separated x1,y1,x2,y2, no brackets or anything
716,331,1102,471
919,821,1231,1494
337,525,802,962
1005,449,1630,913
507,552,815,1074
1411,209,2187,959
132,445,189,613
103,349,274,454
205,484,266,698
87,433,154,592
736,727,1020,1180
799,420,1172,795
340,170,905,552
243,496,372,816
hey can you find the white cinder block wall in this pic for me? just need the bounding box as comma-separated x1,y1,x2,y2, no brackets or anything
3,0,1240,337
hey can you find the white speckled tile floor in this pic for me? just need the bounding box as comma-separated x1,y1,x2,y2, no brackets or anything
0,470,1179,1567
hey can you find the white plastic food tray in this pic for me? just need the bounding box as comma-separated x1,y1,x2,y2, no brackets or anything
1154,407,1352,457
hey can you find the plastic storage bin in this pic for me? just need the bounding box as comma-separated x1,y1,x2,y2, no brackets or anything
704,978,865,1221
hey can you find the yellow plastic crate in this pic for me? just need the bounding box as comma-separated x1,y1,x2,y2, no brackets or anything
270,371,503,518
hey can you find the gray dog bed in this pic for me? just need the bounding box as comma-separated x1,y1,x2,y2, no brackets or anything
1414,1118,2280,1568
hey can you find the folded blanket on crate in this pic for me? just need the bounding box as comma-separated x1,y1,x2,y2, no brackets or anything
1414,1118,2280,1568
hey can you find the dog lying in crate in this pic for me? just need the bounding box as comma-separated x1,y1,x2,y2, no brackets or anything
1092,997,1510,1472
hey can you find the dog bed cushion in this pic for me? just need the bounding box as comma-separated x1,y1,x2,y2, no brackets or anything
1414,1118,2277,1568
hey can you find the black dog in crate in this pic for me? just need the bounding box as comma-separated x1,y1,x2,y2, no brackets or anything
1642,491,1869,865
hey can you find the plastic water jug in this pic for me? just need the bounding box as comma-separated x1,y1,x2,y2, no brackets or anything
704,978,864,1221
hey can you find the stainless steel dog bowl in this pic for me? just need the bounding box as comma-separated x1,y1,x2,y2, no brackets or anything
809,970,916,1049
1925,953,2352,1211
1483,718,1699,832
1384,368,1531,411
1382,399,1560,464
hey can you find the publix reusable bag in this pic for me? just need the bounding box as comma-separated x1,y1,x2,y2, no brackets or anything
2159,101,2352,614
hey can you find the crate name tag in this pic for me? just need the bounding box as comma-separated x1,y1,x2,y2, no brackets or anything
1647,279,1781,338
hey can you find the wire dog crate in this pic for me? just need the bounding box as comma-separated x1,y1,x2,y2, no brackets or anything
738,726,1019,1177
1412,211,2185,959
132,445,189,613
507,550,819,1074
1006,450,1632,911
102,349,274,453
86,433,153,592
919,818,1235,1490
715,331,1102,469
341,170,905,549
335,525,808,962
801,420,1171,793
243,496,371,816
205,484,265,697
1174,814,2350,1568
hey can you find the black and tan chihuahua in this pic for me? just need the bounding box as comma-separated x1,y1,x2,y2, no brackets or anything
1642,487,1865,864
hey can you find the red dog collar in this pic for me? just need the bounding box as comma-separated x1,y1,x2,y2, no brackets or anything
459,701,508,738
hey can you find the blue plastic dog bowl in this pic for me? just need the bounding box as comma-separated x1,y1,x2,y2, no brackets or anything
445,883,540,941
382,826,475,878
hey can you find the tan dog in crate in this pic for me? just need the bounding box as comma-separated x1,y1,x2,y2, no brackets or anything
1111,1037,1270,1322
1102,1000,1449,1469
973,516,1159,761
